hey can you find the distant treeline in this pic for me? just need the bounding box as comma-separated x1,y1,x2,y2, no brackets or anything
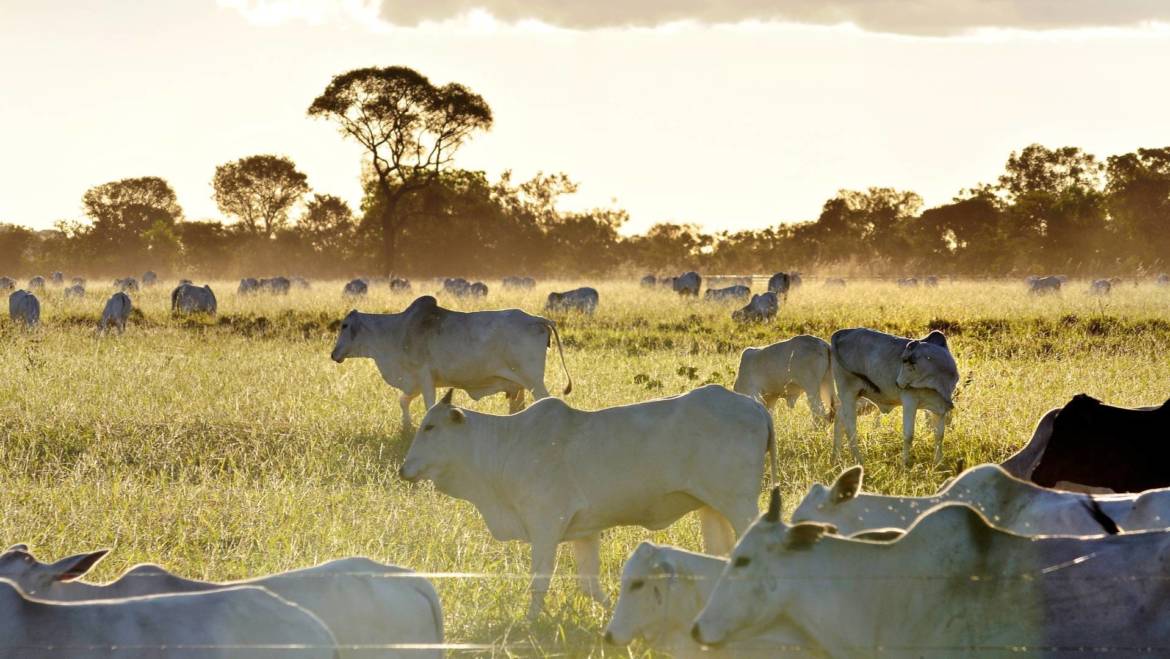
2,143,1169,279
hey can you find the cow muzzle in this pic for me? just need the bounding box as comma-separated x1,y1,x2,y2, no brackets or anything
330,349,345,363
399,460,423,483
691,622,723,648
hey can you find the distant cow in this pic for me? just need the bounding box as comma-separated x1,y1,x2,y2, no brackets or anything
142,271,158,287
1002,394,1170,493
27,276,45,290
502,276,535,290
1090,278,1112,295
1029,275,1062,294
343,278,368,297
238,277,261,295
1157,273,1170,287
640,274,657,288
924,275,939,287
766,272,791,298
331,295,572,428
0,546,442,659
0,576,337,659
291,276,311,289
789,272,802,288
259,276,291,295
390,277,412,292
469,281,488,297
704,285,750,302
734,335,834,422
64,284,85,299
178,278,193,286
114,277,139,293
171,283,217,315
732,292,778,323
659,276,676,289
98,292,132,335
8,290,39,327
0,277,14,292
400,385,775,619
831,327,959,465
897,277,919,287
70,276,85,287
672,271,701,297
442,277,472,296
546,287,599,314
823,277,846,288
49,272,64,285
605,542,811,657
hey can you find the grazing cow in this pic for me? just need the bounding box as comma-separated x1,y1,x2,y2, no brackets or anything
546,287,599,314
831,328,959,465
640,274,657,288
1029,275,1061,294
1001,394,1170,493
0,277,13,292
171,283,217,315
238,277,261,295
27,276,45,290
259,276,291,295
502,276,535,290
331,295,572,428
64,284,85,299
604,543,814,658
389,277,411,292
49,271,64,285
1090,278,1112,295
1157,273,1170,287
469,281,488,297
291,276,311,289
704,285,751,302
897,277,919,287
791,463,1147,536
672,271,702,297
0,577,337,659
400,385,775,619
142,270,158,287
442,277,472,296
691,496,1164,655
70,276,85,287
789,272,802,288
178,278,193,286
732,292,778,323
823,277,846,288
767,273,791,298
8,290,39,327
924,275,939,287
0,546,440,659
343,278,368,297
98,292,132,335
114,277,139,293
733,335,834,422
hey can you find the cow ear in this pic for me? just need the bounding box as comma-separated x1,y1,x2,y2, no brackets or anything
4,544,29,553
651,557,676,580
784,523,832,550
49,549,109,582
901,340,919,358
829,465,863,503
448,407,465,424
923,330,948,349
440,389,455,405
851,528,905,542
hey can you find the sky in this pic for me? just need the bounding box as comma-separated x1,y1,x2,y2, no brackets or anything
2,1,1169,235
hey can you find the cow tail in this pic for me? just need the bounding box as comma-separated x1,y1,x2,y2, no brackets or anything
823,347,837,424
547,321,573,396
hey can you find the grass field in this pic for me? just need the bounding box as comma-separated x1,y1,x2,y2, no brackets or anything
2,278,1169,656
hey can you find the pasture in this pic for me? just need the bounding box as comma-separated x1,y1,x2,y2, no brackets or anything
2,278,1169,656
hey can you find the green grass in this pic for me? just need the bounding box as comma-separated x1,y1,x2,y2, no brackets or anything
3,278,1169,655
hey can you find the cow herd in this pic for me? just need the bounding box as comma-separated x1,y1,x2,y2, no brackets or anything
4,271,1170,655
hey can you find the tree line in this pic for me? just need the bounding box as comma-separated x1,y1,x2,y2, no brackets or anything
2,65,1168,279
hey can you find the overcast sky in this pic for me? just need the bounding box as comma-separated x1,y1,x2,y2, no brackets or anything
2,1,1169,234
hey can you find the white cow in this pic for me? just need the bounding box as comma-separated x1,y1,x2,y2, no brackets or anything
1029,275,1062,294
331,295,572,428
733,335,834,422
672,271,702,296
343,279,368,297
704,285,751,302
8,290,39,327
732,292,779,323
605,542,818,658
98,292,132,334
142,270,158,287
830,328,959,465
1090,278,1112,295
791,464,1154,536
0,277,14,291
545,287,599,313
114,277,139,292
400,385,775,619
239,277,261,294
0,577,337,659
27,276,45,290
171,283,217,315
64,284,85,299
0,546,439,659
692,497,1169,655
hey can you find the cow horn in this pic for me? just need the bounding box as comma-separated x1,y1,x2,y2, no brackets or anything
765,486,782,523
440,388,455,405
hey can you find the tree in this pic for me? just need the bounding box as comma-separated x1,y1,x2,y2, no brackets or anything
212,155,309,237
1106,148,1170,263
298,193,355,255
308,66,492,271
0,223,36,273
81,176,183,269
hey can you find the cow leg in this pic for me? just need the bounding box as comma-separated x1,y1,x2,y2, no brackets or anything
398,392,417,431
507,388,527,414
835,393,861,463
570,534,609,606
760,393,780,412
900,397,919,466
698,506,738,556
931,411,947,465
527,538,559,621
803,380,830,422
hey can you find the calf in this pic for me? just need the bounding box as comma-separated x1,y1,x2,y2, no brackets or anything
546,287,599,313
733,335,834,422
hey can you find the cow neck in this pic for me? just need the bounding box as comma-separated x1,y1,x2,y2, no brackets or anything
361,310,408,354
430,410,517,504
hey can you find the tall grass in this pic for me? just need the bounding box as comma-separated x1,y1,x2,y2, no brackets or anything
2,278,1168,655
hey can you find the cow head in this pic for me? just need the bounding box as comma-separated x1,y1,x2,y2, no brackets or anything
896,331,959,412
400,389,467,483
692,488,834,647
605,543,686,646
790,466,864,526
330,310,363,363
0,545,109,597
